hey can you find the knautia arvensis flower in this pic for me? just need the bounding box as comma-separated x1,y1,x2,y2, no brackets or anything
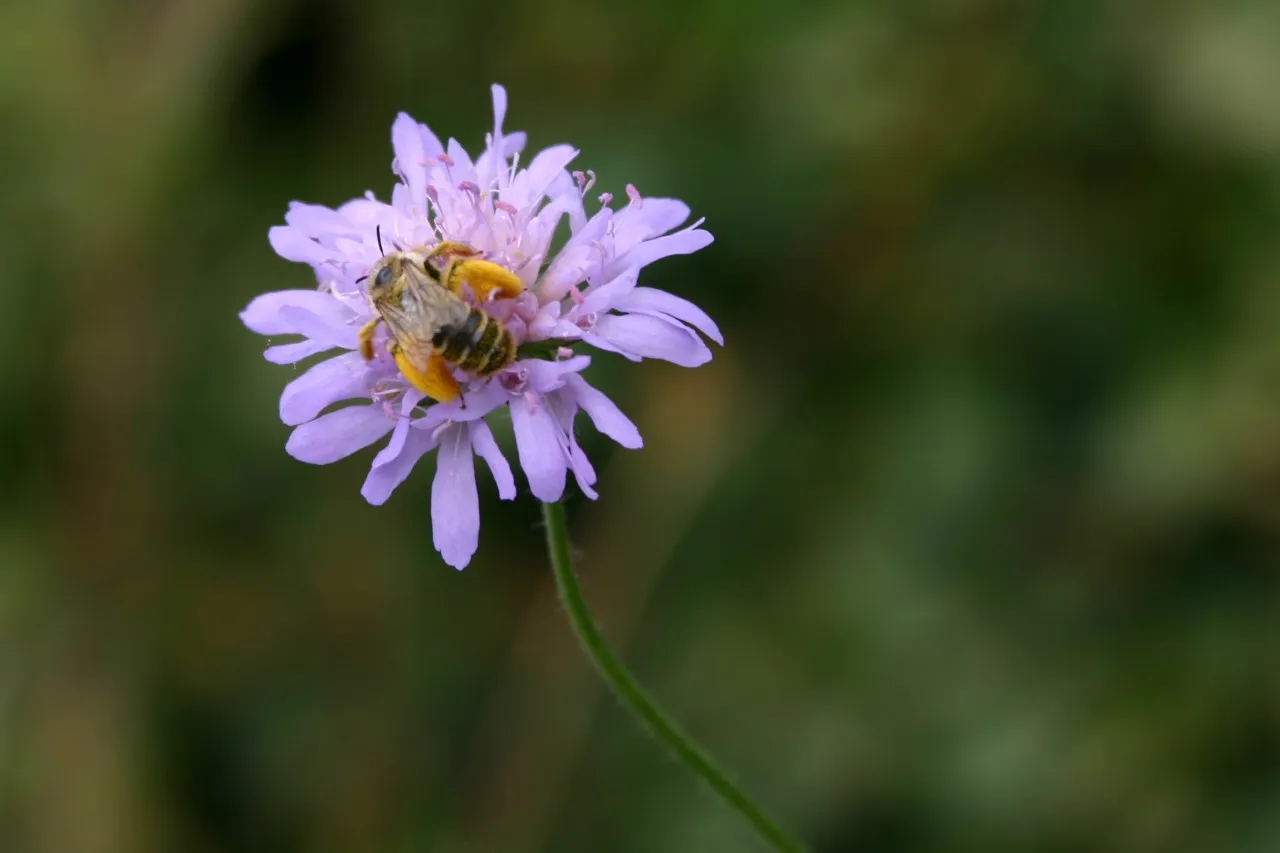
241,85,720,568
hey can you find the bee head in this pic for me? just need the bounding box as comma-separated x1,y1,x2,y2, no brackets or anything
365,254,405,297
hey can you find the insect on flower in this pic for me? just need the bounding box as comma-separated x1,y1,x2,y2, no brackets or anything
358,231,524,403
241,84,720,568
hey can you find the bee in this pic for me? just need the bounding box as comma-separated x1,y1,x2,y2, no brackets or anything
358,236,525,404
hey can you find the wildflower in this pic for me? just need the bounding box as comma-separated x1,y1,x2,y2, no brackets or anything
241,85,717,568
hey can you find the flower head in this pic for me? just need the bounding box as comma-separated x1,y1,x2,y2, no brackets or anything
242,85,718,568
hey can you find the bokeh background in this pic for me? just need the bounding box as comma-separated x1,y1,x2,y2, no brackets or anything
3,0,1280,851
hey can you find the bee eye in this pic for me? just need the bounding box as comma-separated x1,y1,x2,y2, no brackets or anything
374,265,395,288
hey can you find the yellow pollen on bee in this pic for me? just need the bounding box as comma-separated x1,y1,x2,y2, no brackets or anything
452,259,525,301
394,351,461,402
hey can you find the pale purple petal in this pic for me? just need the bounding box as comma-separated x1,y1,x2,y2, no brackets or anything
269,227,345,266
604,228,714,281
278,305,359,350
446,138,475,179
500,132,526,157
609,199,692,257
511,398,567,502
614,286,723,344
567,436,598,500
468,420,515,499
593,313,711,367
392,112,428,205
539,208,614,299
581,330,638,360
241,290,350,335
546,392,598,500
415,381,509,430
369,389,425,467
264,339,332,364
565,374,642,449
279,351,370,426
360,427,439,506
432,425,480,569
509,145,578,208
491,83,508,136
581,269,639,315
283,202,361,235
612,197,691,238
548,319,586,340
524,355,591,392
286,405,394,464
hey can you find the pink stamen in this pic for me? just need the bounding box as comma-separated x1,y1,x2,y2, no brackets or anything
524,391,540,414
556,346,574,359
626,183,643,207
458,180,481,195
573,169,598,196
495,200,518,215
598,192,613,206
437,153,454,166
425,185,440,203
568,283,586,305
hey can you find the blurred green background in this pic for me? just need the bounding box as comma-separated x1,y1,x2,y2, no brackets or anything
2,0,1280,851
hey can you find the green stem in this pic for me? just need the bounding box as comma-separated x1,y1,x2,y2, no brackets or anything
541,501,807,853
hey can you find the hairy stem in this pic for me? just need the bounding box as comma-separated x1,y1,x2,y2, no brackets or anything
541,501,807,852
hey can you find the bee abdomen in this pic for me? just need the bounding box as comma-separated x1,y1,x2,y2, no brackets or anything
471,320,516,376
437,309,516,376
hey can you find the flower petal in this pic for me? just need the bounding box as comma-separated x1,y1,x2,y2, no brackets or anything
279,351,370,426
286,405,394,464
415,381,509,431
614,286,723,344
264,339,332,364
566,374,642,449
581,330,639,360
609,198,692,256
269,226,344,266
604,228,714,281
511,398,567,502
278,305,358,350
370,389,425,467
567,436,598,499
546,392,598,500
392,112,428,205
360,425,439,506
581,268,639,315
511,144,579,208
491,83,508,137
469,420,516,500
241,290,350,336
539,208,614,299
613,197,691,237
524,355,591,393
432,425,480,569
592,313,711,367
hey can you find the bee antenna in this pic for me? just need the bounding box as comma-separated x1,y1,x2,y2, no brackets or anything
376,225,385,256
355,274,368,284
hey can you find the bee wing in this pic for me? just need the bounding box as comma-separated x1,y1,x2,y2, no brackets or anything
379,270,471,373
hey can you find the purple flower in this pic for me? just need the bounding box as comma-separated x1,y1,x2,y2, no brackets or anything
241,85,717,568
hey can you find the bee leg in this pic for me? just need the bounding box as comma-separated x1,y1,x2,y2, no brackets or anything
445,258,525,301
357,318,381,361
393,349,462,403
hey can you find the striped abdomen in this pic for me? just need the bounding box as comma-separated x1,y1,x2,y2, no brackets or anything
432,308,516,376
